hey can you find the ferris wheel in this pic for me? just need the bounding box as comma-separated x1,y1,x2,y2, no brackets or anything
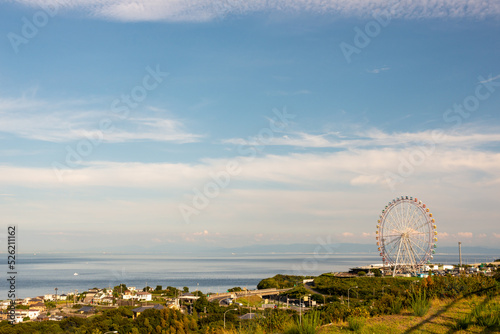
376,196,437,276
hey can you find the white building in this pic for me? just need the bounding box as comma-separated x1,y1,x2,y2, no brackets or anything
137,292,152,301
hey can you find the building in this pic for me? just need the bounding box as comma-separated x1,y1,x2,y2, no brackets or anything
136,292,152,301
132,304,165,319
179,293,199,304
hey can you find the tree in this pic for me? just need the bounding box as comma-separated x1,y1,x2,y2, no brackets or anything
183,287,189,293
155,285,163,291
257,278,279,289
358,271,366,276
113,284,127,295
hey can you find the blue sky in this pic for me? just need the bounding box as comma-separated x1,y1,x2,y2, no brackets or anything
0,0,499,252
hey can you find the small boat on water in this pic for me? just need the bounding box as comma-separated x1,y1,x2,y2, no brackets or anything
74,273,79,276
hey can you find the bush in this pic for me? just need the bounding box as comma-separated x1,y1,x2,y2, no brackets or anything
410,290,431,317
284,310,320,334
390,297,403,315
347,316,365,332
357,271,366,276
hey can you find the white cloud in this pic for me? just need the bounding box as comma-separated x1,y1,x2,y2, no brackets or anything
457,232,473,238
1,143,499,189
367,67,390,74
0,97,202,143
223,128,500,150
478,74,500,84
7,0,500,22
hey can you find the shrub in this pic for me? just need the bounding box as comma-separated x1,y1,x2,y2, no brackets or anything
390,297,403,315
284,310,320,334
410,290,431,317
347,316,365,332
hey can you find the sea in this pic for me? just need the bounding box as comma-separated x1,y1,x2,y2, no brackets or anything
3,252,497,299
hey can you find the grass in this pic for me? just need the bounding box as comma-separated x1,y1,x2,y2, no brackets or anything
318,293,500,333
409,290,431,317
390,297,403,315
235,295,263,307
346,316,365,332
284,310,321,334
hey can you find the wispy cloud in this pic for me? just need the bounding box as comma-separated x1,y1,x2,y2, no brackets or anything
0,96,202,143
478,74,500,84
8,0,500,22
223,128,500,150
367,66,390,74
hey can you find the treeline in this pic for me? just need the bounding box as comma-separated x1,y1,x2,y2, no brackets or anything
0,307,196,334
256,274,312,289
1,272,498,333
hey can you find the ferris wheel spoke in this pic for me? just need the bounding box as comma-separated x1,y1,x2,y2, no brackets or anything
384,235,401,246
408,236,429,256
407,206,422,230
393,237,404,273
406,238,417,265
385,209,402,232
385,236,402,256
413,220,430,231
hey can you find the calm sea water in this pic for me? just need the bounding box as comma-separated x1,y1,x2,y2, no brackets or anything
3,252,494,299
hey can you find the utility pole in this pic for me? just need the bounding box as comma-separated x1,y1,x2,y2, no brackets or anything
458,242,462,268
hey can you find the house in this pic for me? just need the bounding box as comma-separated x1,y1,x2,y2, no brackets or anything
12,313,25,323
132,304,165,319
83,293,97,304
26,309,41,320
0,300,11,310
59,294,67,301
77,306,95,314
30,302,47,312
101,296,114,305
36,314,50,322
29,297,44,305
44,294,55,301
136,292,152,301
15,309,41,320
122,290,133,300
